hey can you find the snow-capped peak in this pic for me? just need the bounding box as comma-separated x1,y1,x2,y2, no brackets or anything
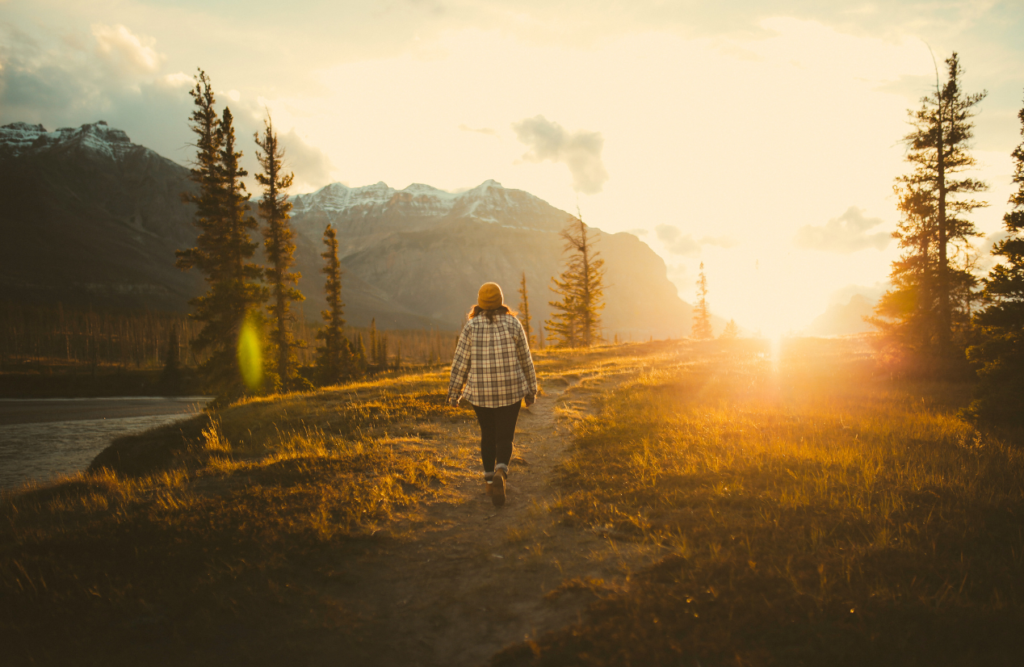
0,120,136,161
290,179,512,214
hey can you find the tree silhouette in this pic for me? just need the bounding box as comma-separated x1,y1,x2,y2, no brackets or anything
517,272,536,348
314,224,353,385
255,114,304,392
967,91,1024,423
721,319,739,340
176,71,267,403
870,53,987,361
691,262,713,339
546,212,605,347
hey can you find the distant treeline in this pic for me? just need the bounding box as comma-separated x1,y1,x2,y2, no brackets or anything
0,301,458,371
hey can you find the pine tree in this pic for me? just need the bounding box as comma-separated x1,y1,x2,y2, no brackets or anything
967,92,1024,423
870,53,987,360
546,212,606,347
176,71,268,403
546,272,580,348
160,324,182,392
255,114,304,392
353,333,367,372
314,224,352,385
517,271,536,347
720,319,739,339
691,262,713,339
368,318,378,366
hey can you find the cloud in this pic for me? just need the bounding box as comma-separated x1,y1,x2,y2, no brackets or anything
0,23,193,164
158,72,193,89
512,115,608,194
458,123,498,136
794,206,890,253
279,128,335,192
975,230,1013,273
655,224,701,255
625,227,649,237
91,24,164,76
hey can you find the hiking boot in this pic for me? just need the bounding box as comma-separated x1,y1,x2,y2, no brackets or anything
491,468,506,507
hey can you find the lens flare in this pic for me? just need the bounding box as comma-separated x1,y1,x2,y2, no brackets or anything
237,320,263,392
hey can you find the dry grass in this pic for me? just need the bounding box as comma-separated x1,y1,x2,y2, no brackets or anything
0,367,476,665
0,340,674,666
11,337,1013,666
496,337,1024,666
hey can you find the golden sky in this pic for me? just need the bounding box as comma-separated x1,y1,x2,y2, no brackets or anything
2,0,1022,334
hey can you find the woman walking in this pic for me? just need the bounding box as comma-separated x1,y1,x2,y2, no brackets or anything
448,282,538,507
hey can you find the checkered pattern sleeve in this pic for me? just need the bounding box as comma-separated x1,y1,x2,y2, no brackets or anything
514,317,538,398
446,314,537,408
447,322,472,407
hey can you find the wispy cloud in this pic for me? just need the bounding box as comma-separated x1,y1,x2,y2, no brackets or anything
656,224,701,255
512,115,608,194
794,206,890,253
458,123,498,136
279,128,335,193
91,24,164,75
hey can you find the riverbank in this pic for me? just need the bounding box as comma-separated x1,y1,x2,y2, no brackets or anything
0,364,203,399
0,396,211,490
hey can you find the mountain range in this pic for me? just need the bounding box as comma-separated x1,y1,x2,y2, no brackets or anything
0,120,703,338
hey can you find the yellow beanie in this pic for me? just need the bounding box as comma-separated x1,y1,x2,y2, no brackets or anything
477,282,504,310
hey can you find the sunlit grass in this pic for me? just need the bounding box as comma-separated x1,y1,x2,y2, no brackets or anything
501,336,1024,666
0,338,679,665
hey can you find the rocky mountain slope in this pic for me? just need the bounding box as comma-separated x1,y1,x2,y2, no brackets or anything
1,121,695,338
0,121,205,311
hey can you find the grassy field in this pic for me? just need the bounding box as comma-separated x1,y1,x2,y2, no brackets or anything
499,337,1024,666
0,342,660,665
2,337,1023,666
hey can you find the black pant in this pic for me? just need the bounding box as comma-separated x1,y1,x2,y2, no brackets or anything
472,401,522,474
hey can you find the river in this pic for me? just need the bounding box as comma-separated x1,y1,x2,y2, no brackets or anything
0,397,212,491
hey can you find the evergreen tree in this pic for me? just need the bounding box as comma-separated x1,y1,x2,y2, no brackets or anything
352,333,368,372
691,262,713,339
517,271,536,347
368,319,379,366
160,324,182,392
720,319,739,339
870,53,987,360
546,272,580,347
255,114,304,392
314,224,352,385
176,71,268,403
967,91,1024,423
546,213,606,347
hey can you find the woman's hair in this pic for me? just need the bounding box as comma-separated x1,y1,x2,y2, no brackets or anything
468,304,518,321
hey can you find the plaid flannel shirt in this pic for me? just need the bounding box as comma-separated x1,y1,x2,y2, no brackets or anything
447,313,538,408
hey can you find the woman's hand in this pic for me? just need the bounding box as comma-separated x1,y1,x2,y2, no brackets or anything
524,393,536,407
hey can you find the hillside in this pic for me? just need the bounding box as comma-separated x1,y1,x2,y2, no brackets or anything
0,121,204,311
1,121,695,337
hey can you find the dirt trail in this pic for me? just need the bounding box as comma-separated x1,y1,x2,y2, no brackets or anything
320,375,659,667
